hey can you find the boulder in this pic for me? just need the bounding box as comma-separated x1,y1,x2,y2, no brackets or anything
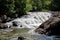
35,17,60,36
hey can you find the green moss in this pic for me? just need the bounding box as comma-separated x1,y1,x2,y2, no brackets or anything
0,28,30,40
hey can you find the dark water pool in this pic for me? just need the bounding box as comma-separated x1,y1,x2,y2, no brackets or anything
32,34,60,40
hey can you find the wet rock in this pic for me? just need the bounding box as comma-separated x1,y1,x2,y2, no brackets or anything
35,28,45,34
35,17,60,36
12,21,19,26
18,36,25,40
52,11,60,17
12,21,21,27
0,24,8,29
6,17,12,22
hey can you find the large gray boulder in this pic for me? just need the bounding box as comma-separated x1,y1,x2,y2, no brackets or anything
35,17,60,36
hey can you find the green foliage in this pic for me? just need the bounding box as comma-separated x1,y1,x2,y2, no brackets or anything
25,0,32,13
31,0,52,11
0,0,8,15
7,0,16,17
41,0,51,11
0,0,60,17
31,0,42,11
15,0,25,16
51,0,60,11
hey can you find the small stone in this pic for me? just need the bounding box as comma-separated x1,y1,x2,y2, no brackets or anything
0,24,8,29
18,36,25,40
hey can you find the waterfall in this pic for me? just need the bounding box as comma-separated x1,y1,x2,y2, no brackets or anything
4,12,52,35
5,12,52,29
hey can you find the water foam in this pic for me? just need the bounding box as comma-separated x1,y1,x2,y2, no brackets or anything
5,12,52,29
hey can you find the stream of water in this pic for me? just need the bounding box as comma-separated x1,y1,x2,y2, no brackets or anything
5,12,52,29
5,12,56,40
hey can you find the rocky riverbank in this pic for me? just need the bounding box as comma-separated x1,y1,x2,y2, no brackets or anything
35,13,60,36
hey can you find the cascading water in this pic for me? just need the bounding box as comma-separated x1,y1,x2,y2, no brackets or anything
5,12,52,29
4,12,52,34
5,12,53,40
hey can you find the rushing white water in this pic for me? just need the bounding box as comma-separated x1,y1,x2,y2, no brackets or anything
5,12,52,29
